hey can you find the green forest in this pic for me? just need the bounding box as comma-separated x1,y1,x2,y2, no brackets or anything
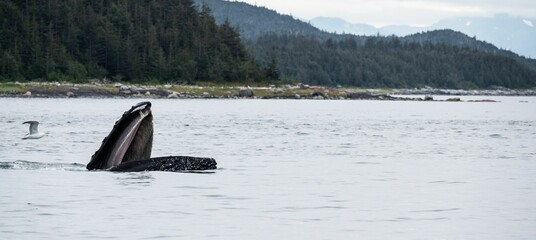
247,34,536,89
1,0,535,89
198,0,536,89
0,0,275,83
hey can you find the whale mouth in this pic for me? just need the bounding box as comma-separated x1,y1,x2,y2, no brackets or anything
87,102,154,170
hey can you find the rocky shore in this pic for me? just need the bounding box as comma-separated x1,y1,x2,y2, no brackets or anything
392,86,536,96
1,81,530,101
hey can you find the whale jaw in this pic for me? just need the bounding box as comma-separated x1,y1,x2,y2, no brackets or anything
87,102,154,170
87,101,217,172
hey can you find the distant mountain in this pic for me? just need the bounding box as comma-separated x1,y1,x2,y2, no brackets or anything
402,30,498,52
309,17,380,36
198,0,534,66
195,0,536,88
432,15,536,59
249,33,536,89
193,0,332,39
402,30,536,72
310,15,536,59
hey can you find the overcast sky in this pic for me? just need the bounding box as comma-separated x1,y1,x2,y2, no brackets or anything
235,0,536,27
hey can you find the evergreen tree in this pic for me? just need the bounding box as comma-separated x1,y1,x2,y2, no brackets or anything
247,33,536,89
0,0,271,83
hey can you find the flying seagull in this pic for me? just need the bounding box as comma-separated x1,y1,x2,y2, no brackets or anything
22,121,46,139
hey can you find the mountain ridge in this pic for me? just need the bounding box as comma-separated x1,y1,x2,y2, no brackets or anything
310,15,536,59
195,0,536,89
195,0,533,64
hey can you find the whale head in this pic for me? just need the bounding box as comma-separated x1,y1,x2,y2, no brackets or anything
87,102,154,170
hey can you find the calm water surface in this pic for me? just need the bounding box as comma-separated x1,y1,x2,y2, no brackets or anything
1,97,535,239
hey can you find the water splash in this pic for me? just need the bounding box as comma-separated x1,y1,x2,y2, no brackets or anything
0,161,87,171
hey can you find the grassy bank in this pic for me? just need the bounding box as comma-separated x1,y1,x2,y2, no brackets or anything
0,81,388,99
1,81,520,100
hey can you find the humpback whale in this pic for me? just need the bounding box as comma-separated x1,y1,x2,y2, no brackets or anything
87,102,217,172
22,121,46,139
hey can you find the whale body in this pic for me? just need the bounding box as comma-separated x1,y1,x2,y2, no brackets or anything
87,102,217,172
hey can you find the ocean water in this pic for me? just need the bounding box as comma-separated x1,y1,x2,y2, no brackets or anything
0,97,535,239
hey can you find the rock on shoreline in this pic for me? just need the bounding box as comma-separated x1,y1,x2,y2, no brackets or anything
0,81,527,100
392,87,536,96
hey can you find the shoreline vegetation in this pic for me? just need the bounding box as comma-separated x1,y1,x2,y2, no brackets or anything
3,1,535,95
1,81,534,101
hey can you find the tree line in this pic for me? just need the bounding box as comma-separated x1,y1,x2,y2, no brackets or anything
247,34,536,89
2,0,535,89
0,0,277,83
197,0,536,89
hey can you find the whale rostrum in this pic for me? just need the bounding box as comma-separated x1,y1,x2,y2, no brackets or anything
87,102,217,172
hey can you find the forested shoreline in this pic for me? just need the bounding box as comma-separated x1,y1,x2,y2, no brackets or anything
0,0,276,83
198,0,536,89
1,0,535,89
247,34,536,89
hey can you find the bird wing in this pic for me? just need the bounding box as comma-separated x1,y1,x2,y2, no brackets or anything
23,121,39,134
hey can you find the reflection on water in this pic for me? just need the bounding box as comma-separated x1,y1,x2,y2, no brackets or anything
0,97,535,239
116,172,155,186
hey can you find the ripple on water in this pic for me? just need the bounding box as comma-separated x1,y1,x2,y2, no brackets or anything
411,208,461,213
489,133,508,139
353,161,381,165
116,172,155,186
428,180,468,184
0,161,86,171
1,98,536,240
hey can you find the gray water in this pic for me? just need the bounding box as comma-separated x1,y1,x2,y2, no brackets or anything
1,97,535,239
